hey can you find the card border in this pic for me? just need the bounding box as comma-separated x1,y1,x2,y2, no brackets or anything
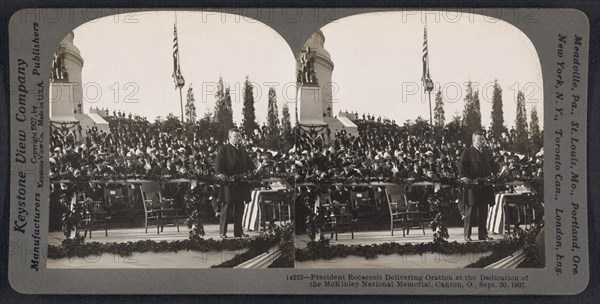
1,0,599,302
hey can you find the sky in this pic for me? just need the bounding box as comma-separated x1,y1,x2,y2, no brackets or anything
73,11,296,125
72,10,543,128
321,11,543,128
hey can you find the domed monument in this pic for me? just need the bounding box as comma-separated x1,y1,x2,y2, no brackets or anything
50,32,108,140
296,30,357,141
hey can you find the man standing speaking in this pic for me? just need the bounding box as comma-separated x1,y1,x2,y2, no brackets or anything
214,128,256,238
459,131,498,242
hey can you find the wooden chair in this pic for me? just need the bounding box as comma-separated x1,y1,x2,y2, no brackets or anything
269,190,293,226
386,185,427,237
520,193,537,229
278,202,292,225
81,198,108,238
387,193,410,236
140,182,180,234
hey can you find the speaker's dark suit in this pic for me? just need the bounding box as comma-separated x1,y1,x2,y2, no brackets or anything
214,144,255,237
458,146,497,240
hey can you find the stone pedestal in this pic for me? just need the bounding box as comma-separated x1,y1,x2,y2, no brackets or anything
298,85,325,125
49,82,78,123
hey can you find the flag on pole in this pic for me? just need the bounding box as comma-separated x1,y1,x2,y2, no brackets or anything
422,20,434,126
421,25,431,85
172,23,184,89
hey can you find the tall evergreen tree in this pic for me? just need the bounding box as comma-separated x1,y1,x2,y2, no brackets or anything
433,89,445,127
197,110,213,139
462,81,482,140
241,76,258,136
265,87,280,148
213,76,234,140
530,106,542,154
461,82,472,128
490,80,505,141
281,102,292,144
224,87,233,128
185,84,197,124
213,76,225,121
444,113,464,144
473,90,482,131
514,91,529,153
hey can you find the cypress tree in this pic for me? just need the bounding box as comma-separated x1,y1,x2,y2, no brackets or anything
241,76,258,136
514,91,529,153
433,89,445,127
490,80,506,141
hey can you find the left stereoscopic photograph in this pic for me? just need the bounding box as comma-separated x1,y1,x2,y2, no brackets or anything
46,11,296,269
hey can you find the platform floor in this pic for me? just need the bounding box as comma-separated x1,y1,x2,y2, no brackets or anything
48,223,262,246
49,225,504,247
295,227,505,249
294,227,502,269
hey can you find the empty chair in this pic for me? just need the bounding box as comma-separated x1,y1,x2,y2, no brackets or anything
140,182,180,234
386,185,427,237
387,193,409,236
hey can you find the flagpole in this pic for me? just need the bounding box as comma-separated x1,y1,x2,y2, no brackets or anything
176,13,184,123
428,88,433,126
174,12,186,123
179,85,185,122
423,16,434,127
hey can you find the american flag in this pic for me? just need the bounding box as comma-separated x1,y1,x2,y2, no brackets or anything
172,23,184,88
422,26,431,85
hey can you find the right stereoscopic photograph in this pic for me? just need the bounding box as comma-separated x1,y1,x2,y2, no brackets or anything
293,11,545,269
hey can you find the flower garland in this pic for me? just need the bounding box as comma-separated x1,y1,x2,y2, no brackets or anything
52,172,541,187
183,185,214,240
57,183,87,244
299,188,333,241
296,237,486,261
269,223,295,268
49,233,267,259
295,176,542,187
51,172,293,184
428,187,459,243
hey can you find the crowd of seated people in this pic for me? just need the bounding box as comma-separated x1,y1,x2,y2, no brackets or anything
292,112,543,183
49,113,295,181
49,110,542,184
